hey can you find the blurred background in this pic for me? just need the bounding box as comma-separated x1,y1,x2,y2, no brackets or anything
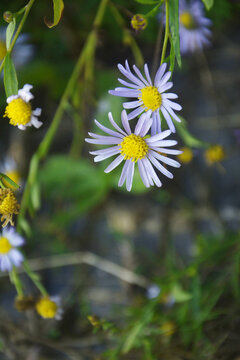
0,0,240,359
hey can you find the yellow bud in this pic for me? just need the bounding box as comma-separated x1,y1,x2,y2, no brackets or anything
131,14,148,32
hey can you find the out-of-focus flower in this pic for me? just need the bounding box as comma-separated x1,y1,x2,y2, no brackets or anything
146,284,161,299
0,188,20,227
0,227,24,272
179,0,212,54
204,144,225,165
0,27,33,67
177,146,193,163
85,110,181,192
131,14,148,31
14,295,35,311
0,157,22,189
160,321,176,337
88,315,102,328
35,296,63,320
109,60,182,134
4,84,42,130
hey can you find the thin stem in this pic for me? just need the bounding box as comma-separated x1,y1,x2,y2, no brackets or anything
0,0,35,75
160,0,169,64
152,20,164,76
9,266,24,296
23,260,48,296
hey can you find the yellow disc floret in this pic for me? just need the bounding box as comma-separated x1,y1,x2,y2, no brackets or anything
179,11,196,30
139,86,162,112
0,188,20,227
0,237,12,254
120,134,148,162
36,297,58,319
205,145,225,165
131,14,148,31
4,98,32,126
0,41,7,61
178,147,193,164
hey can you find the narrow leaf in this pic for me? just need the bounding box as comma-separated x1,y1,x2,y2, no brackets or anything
135,0,158,4
201,0,214,10
169,0,182,67
6,18,16,50
45,0,64,28
3,54,18,97
0,173,19,189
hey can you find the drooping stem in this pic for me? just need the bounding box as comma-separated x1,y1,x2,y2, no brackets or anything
0,0,35,75
160,0,169,64
9,266,24,296
23,260,48,296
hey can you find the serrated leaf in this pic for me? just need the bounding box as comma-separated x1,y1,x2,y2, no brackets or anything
0,173,19,189
3,54,18,97
201,0,214,10
45,0,64,28
6,18,16,50
169,0,181,67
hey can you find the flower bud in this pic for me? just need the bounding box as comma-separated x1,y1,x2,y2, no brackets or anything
131,14,148,32
3,11,14,24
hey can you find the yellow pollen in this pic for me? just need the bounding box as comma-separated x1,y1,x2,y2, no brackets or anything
131,14,148,31
4,98,32,126
3,170,21,189
179,11,196,30
120,134,148,162
0,188,20,227
205,145,225,165
36,297,58,319
0,237,12,254
177,147,193,164
0,41,7,61
139,86,162,112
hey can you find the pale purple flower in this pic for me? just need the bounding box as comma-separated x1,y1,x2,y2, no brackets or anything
0,227,25,272
179,0,212,54
85,110,181,192
109,61,182,134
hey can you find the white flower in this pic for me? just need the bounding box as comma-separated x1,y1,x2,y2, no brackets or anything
146,284,161,299
85,110,181,192
0,227,25,272
4,84,42,130
36,296,63,320
179,0,212,54
109,61,182,134
0,27,33,67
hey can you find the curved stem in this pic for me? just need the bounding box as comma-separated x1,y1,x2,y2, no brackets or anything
23,260,48,296
9,266,24,296
160,0,169,65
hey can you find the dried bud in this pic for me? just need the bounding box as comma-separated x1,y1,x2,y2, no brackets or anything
3,11,14,24
131,14,148,32
88,315,101,328
14,295,36,311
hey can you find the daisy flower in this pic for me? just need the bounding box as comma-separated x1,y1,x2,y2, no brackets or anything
109,61,182,134
85,110,181,192
4,84,42,130
179,0,212,54
0,27,33,68
35,296,63,320
0,227,24,272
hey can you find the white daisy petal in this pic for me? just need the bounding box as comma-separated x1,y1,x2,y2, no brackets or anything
161,106,176,133
144,64,152,86
104,154,124,173
108,112,126,136
121,110,132,135
154,63,167,86
118,160,131,187
126,160,135,191
123,100,142,109
138,160,150,187
93,148,120,162
164,99,182,111
127,107,144,120
148,153,173,179
94,119,124,138
149,150,180,168
143,158,162,187
133,65,149,86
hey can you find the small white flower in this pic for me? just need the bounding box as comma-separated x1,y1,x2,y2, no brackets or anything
85,110,181,192
146,284,161,299
179,0,212,54
109,61,182,134
36,296,63,320
0,227,25,272
4,84,42,130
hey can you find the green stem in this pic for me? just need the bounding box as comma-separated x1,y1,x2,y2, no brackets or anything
23,260,48,296
0,0,35,75
9,266,24,296
160,0,169,64
17,0,109,229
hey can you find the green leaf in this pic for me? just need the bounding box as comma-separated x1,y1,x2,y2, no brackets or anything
30,181,41,211
169,0,182,67
17,218,32,237
0,173,19,189
145,1,163,18
45,0,64,28
169,34,175,74
135,0,158,4
201,0,214,10
3,54,18,97
175,117,209,148
6,18,16,50
171,283,192,302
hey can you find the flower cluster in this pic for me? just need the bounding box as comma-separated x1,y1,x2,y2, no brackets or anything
86,61,182,191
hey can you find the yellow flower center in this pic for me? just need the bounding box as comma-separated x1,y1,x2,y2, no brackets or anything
36,297,58,319
0,41,7,61
3,170,21,189
178,147,193,164
4,98,32,126
139,86,162,112
205,145,225,165
179,11,196,30
120,134,148,162
131,14,148,31
0,237,12,254
0,188,20,227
